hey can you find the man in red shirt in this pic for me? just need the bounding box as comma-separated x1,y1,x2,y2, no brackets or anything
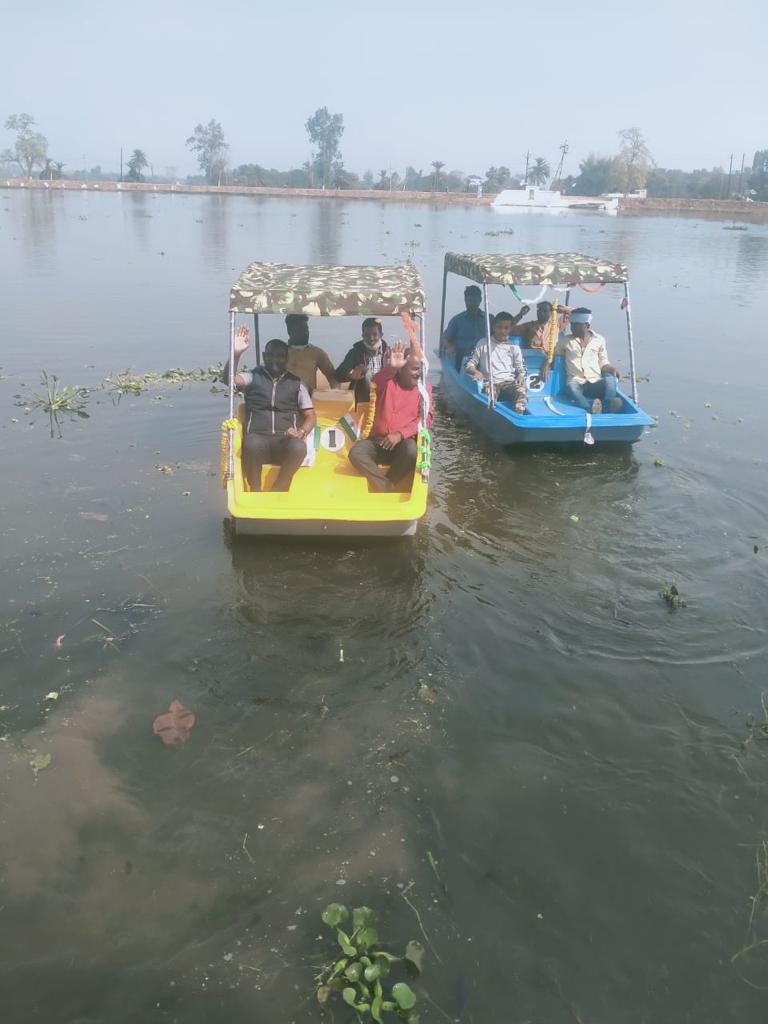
348,338,432,492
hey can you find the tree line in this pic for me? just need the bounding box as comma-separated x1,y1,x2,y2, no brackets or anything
3,112,767,202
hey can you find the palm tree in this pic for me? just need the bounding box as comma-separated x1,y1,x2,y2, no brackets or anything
528,156,551,187
431,160,445,191
126,149,149,182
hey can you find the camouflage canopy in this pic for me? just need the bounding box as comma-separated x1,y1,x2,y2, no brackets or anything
229,261,426,316
444,252,628,286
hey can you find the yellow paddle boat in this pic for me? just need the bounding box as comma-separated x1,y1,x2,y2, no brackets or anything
221,260,431,537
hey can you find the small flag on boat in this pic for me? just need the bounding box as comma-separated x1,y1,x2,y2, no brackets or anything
337,412,360,442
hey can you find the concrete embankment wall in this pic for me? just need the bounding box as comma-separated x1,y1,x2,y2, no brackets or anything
5,179,767,220
0,178,494,206
619,197,768,221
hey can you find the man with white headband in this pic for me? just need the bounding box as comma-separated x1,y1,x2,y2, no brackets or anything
541,306,621,414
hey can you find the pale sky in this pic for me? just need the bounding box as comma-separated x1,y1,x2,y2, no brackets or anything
1,0,765,179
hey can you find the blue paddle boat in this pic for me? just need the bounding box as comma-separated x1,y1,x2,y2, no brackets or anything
437,252,654,445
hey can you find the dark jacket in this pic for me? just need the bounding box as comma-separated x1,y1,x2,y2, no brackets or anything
335,340,390,406
242,368,303,435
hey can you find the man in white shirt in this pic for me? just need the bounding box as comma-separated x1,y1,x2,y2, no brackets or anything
541,307,621,414
464,311,527,413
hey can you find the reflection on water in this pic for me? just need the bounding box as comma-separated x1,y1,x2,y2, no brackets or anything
1,191,768,1022
201,195,230,271
310,198,345,263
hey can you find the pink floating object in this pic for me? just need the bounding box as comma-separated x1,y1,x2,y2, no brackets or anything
55,635,65,648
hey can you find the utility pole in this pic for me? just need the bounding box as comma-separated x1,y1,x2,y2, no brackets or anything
737,153,745,197
726,153,734,198
523,151,530,186
553,140,569,190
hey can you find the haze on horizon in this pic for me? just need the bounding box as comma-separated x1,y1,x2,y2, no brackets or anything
1,0,765,180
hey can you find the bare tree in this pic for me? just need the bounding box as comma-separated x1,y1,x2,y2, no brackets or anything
186,120,228,184
618,127,653,195
2,113,48,178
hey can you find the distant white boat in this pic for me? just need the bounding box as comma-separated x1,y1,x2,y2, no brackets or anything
492,187,619,215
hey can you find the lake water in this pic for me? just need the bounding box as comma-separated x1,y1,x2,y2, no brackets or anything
1,189,768,1023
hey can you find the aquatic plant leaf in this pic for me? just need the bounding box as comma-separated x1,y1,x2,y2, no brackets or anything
321,903,348,928
353,905,376,930
373,951,400,963
364,962,381,982
404,940,425,975
337,928,356,956
392,982,417,1010
316,985,331,1005
152,699,196,745
330,957,349,978
344,962,362,982
357,926,379,950
373,954,391,978
30,752,52,772
342,987,358,1007
371,990,384,1023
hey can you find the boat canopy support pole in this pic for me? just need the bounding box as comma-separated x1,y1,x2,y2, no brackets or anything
438,266,448,355
483,282,495,407
253,313,261,366
623,282,638,402
227,311,236,480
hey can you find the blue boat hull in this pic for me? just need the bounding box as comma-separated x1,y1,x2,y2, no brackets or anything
437,351,654,446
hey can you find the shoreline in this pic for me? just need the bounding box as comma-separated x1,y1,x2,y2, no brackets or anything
3,178,767,221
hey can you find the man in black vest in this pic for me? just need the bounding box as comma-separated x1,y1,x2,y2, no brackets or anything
225,327,316,492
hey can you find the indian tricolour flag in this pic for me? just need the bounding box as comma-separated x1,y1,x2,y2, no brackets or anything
337,412,360,443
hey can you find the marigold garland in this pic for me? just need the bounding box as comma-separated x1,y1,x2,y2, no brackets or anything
544,299,559,370
220,417,239,488
359,380,377,438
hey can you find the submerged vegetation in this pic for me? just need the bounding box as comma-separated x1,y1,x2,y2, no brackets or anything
315,904,422,1023
104,364,223,396
733,840,768,974
26,371,89,415
660,583,686,609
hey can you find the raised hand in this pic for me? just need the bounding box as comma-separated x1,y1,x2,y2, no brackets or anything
389,340,407,368
234,324,249,357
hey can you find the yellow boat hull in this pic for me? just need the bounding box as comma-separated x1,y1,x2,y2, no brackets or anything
226,390,428,537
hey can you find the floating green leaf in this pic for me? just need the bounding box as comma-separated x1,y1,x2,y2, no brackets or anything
30,753,52,773
337,928,356,956
391,982,417,1010
322,903,348,928
357,926,379,951
344,962,362,982
353,905,376,931
342,987,358,1007
364,962,381,983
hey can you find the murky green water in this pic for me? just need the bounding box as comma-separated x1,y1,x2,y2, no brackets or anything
2,190,768,1023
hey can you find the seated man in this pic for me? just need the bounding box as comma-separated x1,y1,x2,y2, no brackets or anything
335,317,389,406
517,301,573,350
442,285,528,371
464,310,527,413
348,337,432,492
224,327,316,491
540,307,621,414
285,314,337,394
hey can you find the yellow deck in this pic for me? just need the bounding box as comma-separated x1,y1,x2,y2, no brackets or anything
226,390,428,535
